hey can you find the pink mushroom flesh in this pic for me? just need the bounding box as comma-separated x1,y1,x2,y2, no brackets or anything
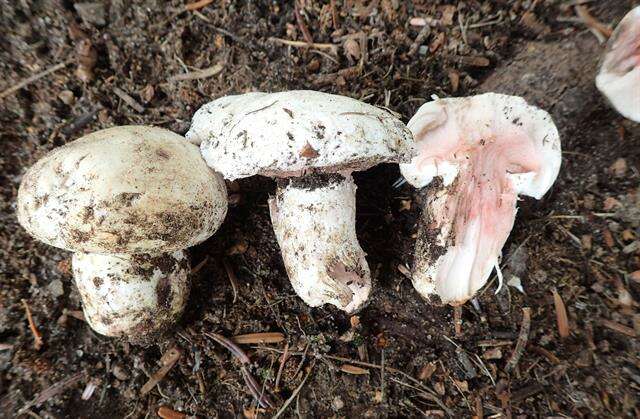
402,94,560,304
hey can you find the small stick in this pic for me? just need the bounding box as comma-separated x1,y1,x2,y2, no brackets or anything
221,259,239,303
113,87,145,113
292,343,309,379
0,61,70,99
268,37,337,51
184,0,213,11
205,332,251,364
190,256,210,275
241,366,274,408
232,332,285,345
575,5,612,38
273,360,316,418
340,364,369,375
380,349,386,402
21,299,43,350
18,371,85,414
330,0,339,29
140,346,182,395
601,319,636,337
453,306,463,337
294,4,314,44
505,308,532,373
274,342,289,392
0,343,13,351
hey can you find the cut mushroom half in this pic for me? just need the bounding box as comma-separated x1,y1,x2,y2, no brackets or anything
595,6,640,122
188,90,415,312
17,126,228,343
400,93,561,305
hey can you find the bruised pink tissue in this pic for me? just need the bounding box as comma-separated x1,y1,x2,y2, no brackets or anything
400,93,561,305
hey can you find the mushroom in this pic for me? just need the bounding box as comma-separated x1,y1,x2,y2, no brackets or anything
187,90,414,312
17,126,227,342
595,6,640,122
399,93,561,305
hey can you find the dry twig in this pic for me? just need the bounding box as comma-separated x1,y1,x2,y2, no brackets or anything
575,5,612,42
268,37,337,53
274,342,289,392
232,332,285,345
21,299,43,350
168,63,224,82
18,372,85,414
184,0,213,11
0,61,70,99
222,259,239,304
505,308,532,373
113,87,145,113
140,346,182,395
273,360,316,418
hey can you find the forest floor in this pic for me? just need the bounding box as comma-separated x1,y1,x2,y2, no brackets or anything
1,1,639,418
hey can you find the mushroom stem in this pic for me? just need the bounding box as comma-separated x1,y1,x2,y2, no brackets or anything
268,174,371,313
71,251,190,344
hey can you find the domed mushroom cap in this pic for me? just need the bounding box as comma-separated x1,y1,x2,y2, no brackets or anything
187,90,415,180
17,126,228,253
595,6,640,122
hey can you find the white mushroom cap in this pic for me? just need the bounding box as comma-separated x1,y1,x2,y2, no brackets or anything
187,90,415,180
72,251,189,342
400,93,561,305
17,126,228,254
595,6,640,122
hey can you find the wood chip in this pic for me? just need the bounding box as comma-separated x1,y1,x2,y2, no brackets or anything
185,0,213,11
158,406,186,419
601,319,637,337
300,142,320,158
603,228,615,248
140,346,182,395
232,332,285,344
552,289,570,338
528,345,561,365
419,362,437,380
113,87,145,113
458,56,491,67
340,364,370,375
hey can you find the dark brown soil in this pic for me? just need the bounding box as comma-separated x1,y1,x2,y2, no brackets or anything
1,1,639,418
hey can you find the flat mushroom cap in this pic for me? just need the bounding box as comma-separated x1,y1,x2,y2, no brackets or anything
400,93,561,304
400,93,561,198
187,90,415,180
17,126,228,254
595,6,640,122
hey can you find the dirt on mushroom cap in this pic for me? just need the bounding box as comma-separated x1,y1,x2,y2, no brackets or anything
17,126,228,254
188,90,416,180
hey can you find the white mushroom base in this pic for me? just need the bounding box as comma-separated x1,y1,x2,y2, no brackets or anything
269,175,371,313
72,251,190,343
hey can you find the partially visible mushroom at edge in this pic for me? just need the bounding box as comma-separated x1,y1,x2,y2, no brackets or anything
595,6,640,122
400,93,561,305
187,90,415,313
17,126,228,343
